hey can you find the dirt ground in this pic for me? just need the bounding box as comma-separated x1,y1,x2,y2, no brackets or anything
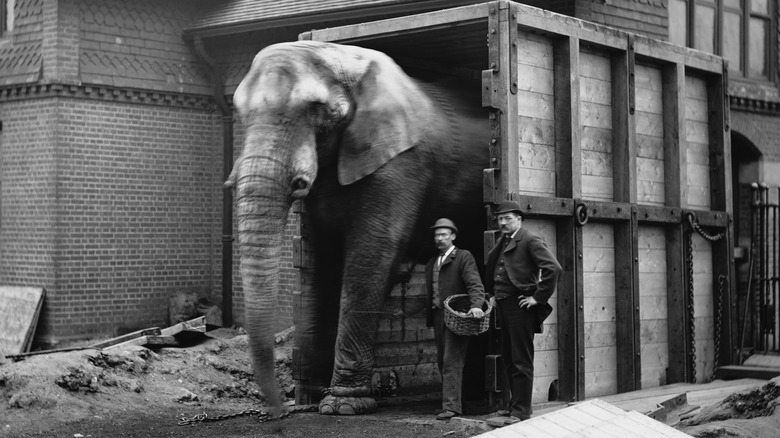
1,327,780,438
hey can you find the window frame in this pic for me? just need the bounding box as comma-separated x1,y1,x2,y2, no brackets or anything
675,0,776,83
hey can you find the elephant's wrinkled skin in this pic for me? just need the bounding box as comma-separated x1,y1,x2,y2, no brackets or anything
227,41,488,415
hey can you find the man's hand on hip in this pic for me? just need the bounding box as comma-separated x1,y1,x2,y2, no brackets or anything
518,296,538,309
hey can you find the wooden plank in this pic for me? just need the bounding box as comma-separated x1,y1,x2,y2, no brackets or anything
554,36,580,200
0,286,45,355
160,316,206,336
91,327,162,349
103,336,150,351
663,62,686,208
634,35,724,74
666,223,689,383
303,2,489,43
615,213,640,393
707,64,735,367
714,365,780,380
557,216,584,401
514,2,628,50
499,1,518,194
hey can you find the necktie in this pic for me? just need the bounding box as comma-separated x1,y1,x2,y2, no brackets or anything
503,236,511,247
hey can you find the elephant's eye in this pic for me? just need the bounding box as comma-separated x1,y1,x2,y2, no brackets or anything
309,102,340,129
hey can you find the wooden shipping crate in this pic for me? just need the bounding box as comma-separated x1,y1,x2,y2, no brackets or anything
301,0,732,404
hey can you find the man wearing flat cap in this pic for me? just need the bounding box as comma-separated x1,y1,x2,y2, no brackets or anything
485,201,562,424
425,218,485,420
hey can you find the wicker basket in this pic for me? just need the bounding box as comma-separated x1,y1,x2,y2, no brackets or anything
443,294,493,336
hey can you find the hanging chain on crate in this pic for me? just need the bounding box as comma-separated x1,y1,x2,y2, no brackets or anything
685,227,697,383
711,274,727,382
684,212,726,384
177,404,318,426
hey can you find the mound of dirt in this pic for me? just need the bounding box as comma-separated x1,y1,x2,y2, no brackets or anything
0,327,294,436
678,376,780,438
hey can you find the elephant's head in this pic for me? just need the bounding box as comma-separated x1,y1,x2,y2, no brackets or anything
225,41,435,413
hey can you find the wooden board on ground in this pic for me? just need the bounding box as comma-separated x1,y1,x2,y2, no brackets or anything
0,286,45,355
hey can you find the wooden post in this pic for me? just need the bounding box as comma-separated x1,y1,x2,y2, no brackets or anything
554,34,584,401
612,35,640,393
663,62,691,383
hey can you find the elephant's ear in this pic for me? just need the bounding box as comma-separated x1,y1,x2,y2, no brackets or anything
337,53,433,186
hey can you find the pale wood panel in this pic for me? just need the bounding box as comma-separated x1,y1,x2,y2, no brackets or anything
583,175,614,201
637,157,664,182
686,120,710,145
518,168,556,196
638,182,665,206
636,134,664,160
518,142,556,171
581,126,612,153
640,319,668,344
636,111,663,137
581,101,613,129
518,30,555,70
685,77,710,209
639,295,667,320
638,225,669,389
518,116,555,145
583,150,614,176
583,272,617,294
535,324,558,350
583,223,617,397
585,321,616,347
685,76,709,122
533,348,559,403
517,63,555,95
580,50,611,81
584,345,618,398
580,51,613,202
581,75,612,105
692,234,715,381
518,90,555,120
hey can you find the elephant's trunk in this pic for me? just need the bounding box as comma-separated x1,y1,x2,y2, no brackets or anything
234,154,294,415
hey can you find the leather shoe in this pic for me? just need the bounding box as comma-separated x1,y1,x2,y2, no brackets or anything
436,409,459,420
493,409,510,417
503,416,523,425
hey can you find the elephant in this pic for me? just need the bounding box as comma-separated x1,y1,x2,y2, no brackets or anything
226,40,490,416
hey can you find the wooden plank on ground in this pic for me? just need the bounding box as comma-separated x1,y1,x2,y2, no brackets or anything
90,327,161,349
160,316,207,336
0,286,45,355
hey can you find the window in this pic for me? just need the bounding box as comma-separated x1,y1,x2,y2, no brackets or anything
1,0,14,36
668,0,775,81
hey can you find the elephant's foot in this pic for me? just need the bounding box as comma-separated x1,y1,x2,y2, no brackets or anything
318,385,377,415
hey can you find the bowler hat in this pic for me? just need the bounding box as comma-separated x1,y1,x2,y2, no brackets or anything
430,218,458,234
494,201,524,217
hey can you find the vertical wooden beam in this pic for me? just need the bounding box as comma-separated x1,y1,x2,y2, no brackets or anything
663,62,691,383
499,0,517,196
554,35,584,401
612,35,637,205
708,61,735,367
612,35,640,393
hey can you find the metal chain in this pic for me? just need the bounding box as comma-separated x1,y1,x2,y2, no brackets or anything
178,404,318,426
686,227,697,383
711,275,726,382
687,212,725,242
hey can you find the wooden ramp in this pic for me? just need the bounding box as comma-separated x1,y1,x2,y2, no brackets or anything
533,378,765,418
476,399,691,438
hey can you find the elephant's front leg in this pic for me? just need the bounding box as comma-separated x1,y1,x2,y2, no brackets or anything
318,246,400,415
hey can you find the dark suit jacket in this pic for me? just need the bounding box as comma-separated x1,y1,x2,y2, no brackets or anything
424,247,485,327
485,227,562,332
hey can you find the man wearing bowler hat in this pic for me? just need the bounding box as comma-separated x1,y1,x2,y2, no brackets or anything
485,201,562,424
425,218,485,420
